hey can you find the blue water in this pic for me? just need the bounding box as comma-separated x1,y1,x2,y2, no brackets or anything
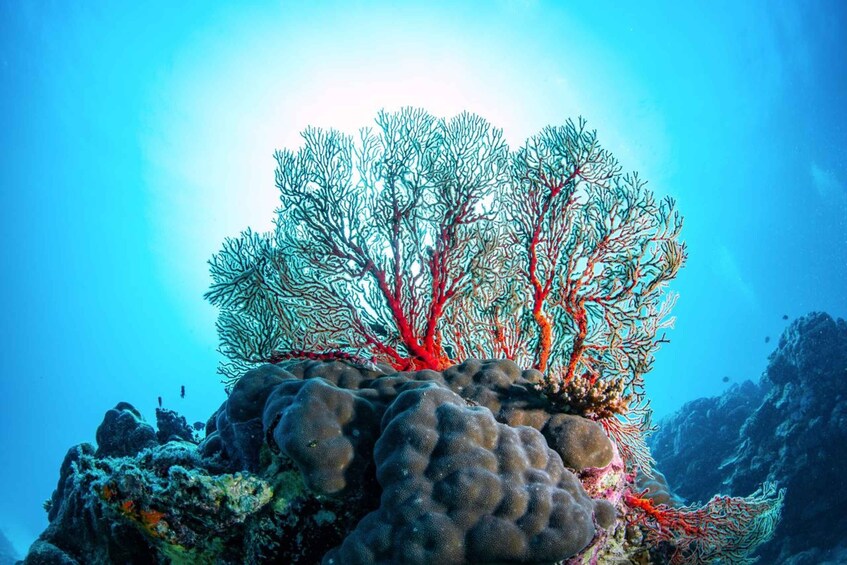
1,0,845,557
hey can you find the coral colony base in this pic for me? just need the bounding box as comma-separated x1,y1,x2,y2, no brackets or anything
25,110,783,564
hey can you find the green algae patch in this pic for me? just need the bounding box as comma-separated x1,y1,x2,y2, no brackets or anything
267,468,308,515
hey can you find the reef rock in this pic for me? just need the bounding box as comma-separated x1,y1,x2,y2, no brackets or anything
648,379,765,503
25,359,629,564
94,402,157,458
651,312,847,563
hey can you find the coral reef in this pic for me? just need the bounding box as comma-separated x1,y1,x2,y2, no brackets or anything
24,110,785,564
651,312,847,563
649,380,765,503
27,359,781,564
26,361,626,564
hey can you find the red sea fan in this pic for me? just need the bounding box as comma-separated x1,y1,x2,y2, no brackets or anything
624,483,785,564
205,109,684,422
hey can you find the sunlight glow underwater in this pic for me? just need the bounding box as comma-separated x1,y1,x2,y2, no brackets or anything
1,0,845,557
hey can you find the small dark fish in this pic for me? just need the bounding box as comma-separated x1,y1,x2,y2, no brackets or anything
782,314,788,320
193,421,204,431
180,385,185,399
765,336,770,343
157,396,162,408
722,376,730,383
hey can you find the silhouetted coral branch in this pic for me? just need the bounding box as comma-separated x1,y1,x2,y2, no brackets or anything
205,108,686,421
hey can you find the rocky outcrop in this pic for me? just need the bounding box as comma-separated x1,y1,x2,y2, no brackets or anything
648,379,765,504
25,359,629,564
651,312,847,563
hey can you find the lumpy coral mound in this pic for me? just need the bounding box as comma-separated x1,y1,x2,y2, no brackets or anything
27,359,630,564
213,358,619,563
327,385,596,563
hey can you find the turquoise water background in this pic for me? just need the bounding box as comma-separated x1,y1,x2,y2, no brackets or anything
1,0,845,555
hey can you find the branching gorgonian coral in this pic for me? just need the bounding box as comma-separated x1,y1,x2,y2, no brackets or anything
206,109,684,418
624,482,785,565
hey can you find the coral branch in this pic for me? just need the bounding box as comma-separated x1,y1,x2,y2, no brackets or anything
624,483,785,565
206,110,685,421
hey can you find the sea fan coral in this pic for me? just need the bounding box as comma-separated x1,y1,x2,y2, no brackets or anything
623,482,785,564
206,108,684,420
